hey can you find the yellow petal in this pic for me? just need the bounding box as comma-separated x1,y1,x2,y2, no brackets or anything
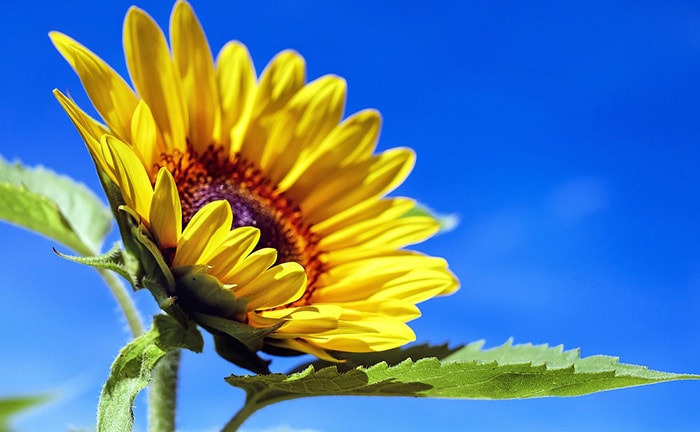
50,32,138,142
216,41,256,152
302,317,416,352
53,90,110,173
170,0,219,153
236,262,306,310
279,109,380,193
254,304,342,334
150,168,182,249
130,100,164,177
333,299,421,321
174,200,232,266
300,148,415,223
314,252,456,302
207,227,261,280
101,135,154,219
265,75,346,187
319,215,439,251
224,248,278,288
124,6,187,152
311,197,414,237
239,50,305,167
317,266,458,305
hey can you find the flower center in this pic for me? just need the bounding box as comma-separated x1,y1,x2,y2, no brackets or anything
167,146,322,288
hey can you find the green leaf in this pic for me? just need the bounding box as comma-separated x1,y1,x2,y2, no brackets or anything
0,156,112,255
54,242,135,284
97,314,203,432
224,340,699,430
171,266,277,374
0,395,50,432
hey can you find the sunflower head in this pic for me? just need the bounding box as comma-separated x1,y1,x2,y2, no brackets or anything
51,0,459,372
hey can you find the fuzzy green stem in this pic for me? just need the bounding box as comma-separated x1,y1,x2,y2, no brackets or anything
149,349,181,432
97,268,144,337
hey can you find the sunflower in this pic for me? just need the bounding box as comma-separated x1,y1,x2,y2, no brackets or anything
51,0,458,366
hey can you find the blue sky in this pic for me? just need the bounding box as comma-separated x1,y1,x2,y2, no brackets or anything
2,1,700,431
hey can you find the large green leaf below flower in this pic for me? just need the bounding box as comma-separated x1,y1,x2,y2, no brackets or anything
224,339,699,430
0,156,112,255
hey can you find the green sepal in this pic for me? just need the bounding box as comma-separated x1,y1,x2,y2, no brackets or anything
172,266,278,374
197,313,284,374
212,332,273,375
53,242,136,286
0,155,112,256
0,394,51,432
96,314,203,432
226,339,700,426
194,313,282,352
152,313,204,353
172,266,247,320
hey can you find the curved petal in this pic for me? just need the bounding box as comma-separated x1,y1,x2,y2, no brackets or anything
225,248,278,288
124,6,187,152
207,226,261,280
150,168,182,249
315,266,458,305
174,200,232,266
302,315,416,352
333,299,421,321
311,197,414,237
264,75,346,185
53,90,110,173
130,100,164,177
299,148,415,223
216,41,256,152
50,32,138,142
171,0,219,153
319,215,439,251
236,262,307,310
278,108,380,193
253,304,343,333
315,252,457,300
239,50,305,167
101,135,153,219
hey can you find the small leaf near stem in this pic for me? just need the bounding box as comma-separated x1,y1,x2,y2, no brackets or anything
55,244,145,338
96,315,202,432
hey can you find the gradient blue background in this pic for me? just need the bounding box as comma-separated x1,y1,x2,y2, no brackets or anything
2,1,700,431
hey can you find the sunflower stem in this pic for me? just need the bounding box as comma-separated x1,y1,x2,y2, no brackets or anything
222,398,260,432
97,268,144,337
148,348,181,432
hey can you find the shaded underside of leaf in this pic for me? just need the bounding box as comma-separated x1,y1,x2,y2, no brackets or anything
0,155,112,255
